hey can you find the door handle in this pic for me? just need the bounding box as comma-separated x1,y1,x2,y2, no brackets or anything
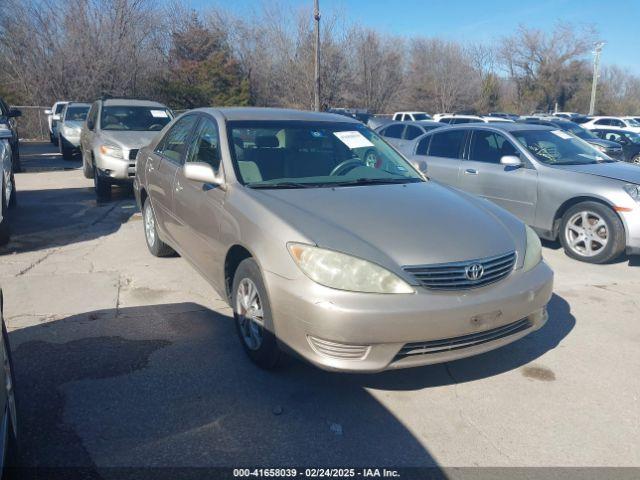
464,168,478,175
147,158,154,172
175,181,183,193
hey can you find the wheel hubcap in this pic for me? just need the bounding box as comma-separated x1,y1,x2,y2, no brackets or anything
236,278,264,351
144,205,156,247
565,211,608,257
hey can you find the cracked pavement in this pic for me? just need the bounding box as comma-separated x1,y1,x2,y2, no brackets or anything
0,142,639,471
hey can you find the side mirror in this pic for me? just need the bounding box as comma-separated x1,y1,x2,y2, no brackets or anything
0,128,12,140
44,109,53,115
184,162,223,186
8,108,21,118
500,155,523,168
412,160,428,174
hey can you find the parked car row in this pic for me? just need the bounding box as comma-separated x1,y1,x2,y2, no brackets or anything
0,100,19,246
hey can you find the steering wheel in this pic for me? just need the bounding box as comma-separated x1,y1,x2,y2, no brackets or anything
330,158,366,176
148,123,164,131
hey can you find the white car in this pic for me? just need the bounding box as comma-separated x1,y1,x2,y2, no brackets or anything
582,116,640,134
58,103,90,160
0,128,16,245
481,116,514,123
392,111,431,121
553,112,581,119
44,101,68,145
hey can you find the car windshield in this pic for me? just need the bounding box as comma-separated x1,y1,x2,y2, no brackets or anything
512,129,613,165
64,106,89,122
626,118,640,127
229,121,424,188
563,123,597,140
623,131,640,144
100,106,172,131
412,113,430,120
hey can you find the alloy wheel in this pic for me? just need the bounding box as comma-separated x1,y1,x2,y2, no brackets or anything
235,278,264,351
144,204,156,248
565,210,609,257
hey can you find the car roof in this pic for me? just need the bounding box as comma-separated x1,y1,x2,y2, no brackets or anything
199,107,361,123
102,98,168,108
444,123,554,133
66,102,91,107
396,111,427,114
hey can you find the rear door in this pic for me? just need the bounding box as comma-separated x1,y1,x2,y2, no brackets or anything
147,114,199,244
172,115,228,291
459,128,538,224
416,128,467,187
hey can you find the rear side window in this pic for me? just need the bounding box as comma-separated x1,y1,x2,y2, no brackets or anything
594,119,611,126
428,130,466,158
381,124,404,139
403,125,423,140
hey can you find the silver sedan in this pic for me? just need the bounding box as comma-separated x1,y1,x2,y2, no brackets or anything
134,108,553,372
405,123,640,263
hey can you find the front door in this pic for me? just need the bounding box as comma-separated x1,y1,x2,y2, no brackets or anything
148,114,200,244
459,129,538,224
172,116,228,291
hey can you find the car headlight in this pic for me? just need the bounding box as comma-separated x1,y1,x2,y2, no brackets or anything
624,184,640,203
99,143,123,159
523,225,542,272
287,243,414,294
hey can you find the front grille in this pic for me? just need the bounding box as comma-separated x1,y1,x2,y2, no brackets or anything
307,336,369,360
128,149,139,160
395,317,532,359
403,251,516,290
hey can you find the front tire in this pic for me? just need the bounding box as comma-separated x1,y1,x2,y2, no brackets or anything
559,201,625,264
93,168,111,201
631,154,640,165
232,258,282,369
59,136,73,161
82,150,94,179
0,179,10,246
142,197,174,257
2,321,18,472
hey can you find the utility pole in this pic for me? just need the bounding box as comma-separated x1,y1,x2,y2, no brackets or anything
589,42,605,116
313,0,321,111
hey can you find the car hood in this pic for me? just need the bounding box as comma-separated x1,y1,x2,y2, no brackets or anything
248,181,521,268
100,131,158,149
585,138,620,148
549,161,640,184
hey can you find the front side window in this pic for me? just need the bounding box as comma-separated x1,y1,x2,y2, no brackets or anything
622,131,640,144
187,118,221,172
469,130,518,163
101,106,172,131
54,103,66,114
228,121,423,188
626,118,640,127
416,136,431,155
156,115,199,163
513,129,613,165
64,106,90,122
428,130,466,159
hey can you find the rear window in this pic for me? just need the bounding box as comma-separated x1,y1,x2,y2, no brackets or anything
428,130,466,158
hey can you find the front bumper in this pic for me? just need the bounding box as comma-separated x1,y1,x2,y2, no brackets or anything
60,134,81,149
95,151,136,182
619,209,640,253
265,261,554,372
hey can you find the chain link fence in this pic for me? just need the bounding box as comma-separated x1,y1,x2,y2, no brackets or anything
13,106,50,141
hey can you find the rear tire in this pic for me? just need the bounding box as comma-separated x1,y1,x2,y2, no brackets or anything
232,258,282,369
94,168,111,201
142,197,174,257
559,201,625,264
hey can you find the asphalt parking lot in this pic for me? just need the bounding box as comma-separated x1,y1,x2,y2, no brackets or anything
1,142,639,475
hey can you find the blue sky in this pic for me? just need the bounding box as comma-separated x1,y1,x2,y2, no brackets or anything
187,0,639,73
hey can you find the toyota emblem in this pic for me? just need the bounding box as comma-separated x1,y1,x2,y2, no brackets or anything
465,263,484,281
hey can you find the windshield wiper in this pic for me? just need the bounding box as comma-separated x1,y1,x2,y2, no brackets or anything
246,181,319,189
331,177,424,187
